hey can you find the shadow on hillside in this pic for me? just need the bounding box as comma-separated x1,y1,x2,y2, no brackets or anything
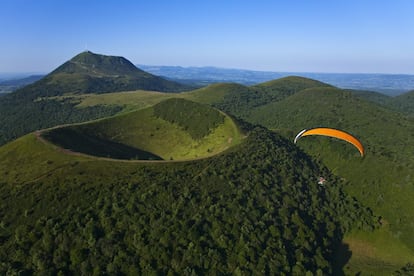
42,128,163,161
332,242,352,275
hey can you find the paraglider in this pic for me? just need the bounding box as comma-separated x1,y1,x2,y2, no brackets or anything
294,127,364,157
317,176,327,186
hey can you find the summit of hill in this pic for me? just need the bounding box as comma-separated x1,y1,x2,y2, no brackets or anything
14,51,189,99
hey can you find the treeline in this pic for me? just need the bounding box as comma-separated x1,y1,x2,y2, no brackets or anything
0,95,122,146
0,126,377,274
153,98,225,139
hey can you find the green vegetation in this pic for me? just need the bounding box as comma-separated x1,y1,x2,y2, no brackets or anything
253,76,332,100
212,76,331,119
349,88,414,118
390,90,414,116
0,97,122,145
35,51,189,97
0,125,376,274
347,89,393,107
42,99,241,161
0,51,191,146
336,227,414,275
182,82,249,104
43,127,162,160
245,87,414,248
206,83,414,271
75,90,175,112
1,70,414,273
153,98,225,139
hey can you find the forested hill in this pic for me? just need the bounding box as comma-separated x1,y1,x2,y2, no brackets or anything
11,51,189,100
0,51,191,146
212,76,332,118
0,123,376,274
390,89,414,116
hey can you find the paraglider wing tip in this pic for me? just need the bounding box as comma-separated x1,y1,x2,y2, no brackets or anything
294,129,307,144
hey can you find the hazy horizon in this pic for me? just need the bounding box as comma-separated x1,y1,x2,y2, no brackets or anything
1,0,414,74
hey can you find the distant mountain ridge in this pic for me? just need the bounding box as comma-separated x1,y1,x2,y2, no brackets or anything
139,65,414,95
3,63,414,95
0,75,43,94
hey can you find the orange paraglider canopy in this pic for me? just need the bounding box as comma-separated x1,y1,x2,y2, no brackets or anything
294,127,364,157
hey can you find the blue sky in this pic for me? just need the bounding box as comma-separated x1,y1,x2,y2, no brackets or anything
1,0,414,74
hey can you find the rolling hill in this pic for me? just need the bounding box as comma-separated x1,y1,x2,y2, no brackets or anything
211,76,332,119
390,89,414,116
347,89,392,107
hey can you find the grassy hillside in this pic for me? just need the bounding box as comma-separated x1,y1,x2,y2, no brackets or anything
181,82,245,104
75,90,175,112
48,82,245,111
42,99,241,161
337,228,414,275
0,122,376,274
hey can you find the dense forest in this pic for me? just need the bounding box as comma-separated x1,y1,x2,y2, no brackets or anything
0,126,376,274
153,98,225,139
0,96,122,146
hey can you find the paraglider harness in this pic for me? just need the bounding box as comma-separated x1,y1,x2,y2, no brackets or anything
317,176,326,186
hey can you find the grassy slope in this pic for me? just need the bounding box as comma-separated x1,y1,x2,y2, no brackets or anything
337,228,414,275
0,134,88,185
42,101,242,161
65,82,245,111
75,90,175,112
181,83,241,104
